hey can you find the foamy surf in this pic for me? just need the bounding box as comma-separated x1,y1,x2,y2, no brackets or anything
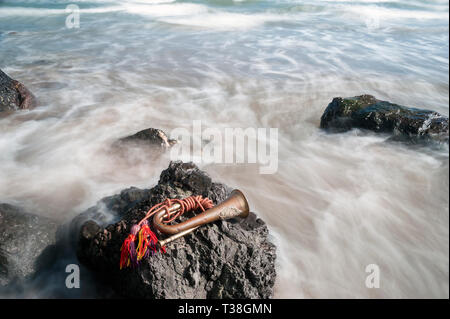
161,12,285,30
123,3,209,17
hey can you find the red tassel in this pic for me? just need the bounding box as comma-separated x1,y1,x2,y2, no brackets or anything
136,220,159,260
119,224,140,269
119,195,213,270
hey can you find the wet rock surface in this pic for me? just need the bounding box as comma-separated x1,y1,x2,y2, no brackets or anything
0,69,36,113
76,161,277,298
320,94,449,143
0,204,58,287
114,128,177,149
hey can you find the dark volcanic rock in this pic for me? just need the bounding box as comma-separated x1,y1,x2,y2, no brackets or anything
116,128,177,149
0,203,58,287
0,69,36,113
320,94,449,143
67,186,154,249
76,161,277,298
0,246,7,280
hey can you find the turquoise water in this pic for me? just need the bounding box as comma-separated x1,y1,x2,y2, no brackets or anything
0,1,449,298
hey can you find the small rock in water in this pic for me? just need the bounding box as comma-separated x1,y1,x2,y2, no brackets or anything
115,128,177,149
75,161,277,298
0,69,36,114
320,94,449,144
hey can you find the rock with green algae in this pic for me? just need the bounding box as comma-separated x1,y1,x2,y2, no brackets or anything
320,94,449,144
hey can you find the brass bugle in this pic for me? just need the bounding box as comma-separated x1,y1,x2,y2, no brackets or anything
153,189,249,239
157,226,199,248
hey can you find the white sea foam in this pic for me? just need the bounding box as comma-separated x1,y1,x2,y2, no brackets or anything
0,6,124,17
122,3,208,17
344,4,449,22
161,12,284,29
120,2,289,30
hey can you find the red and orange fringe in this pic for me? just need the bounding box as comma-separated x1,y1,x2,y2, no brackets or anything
119,195,214,270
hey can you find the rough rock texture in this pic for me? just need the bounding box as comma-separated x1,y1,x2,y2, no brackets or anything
67,186,153,249
320,94,449,143
0,69,36,113
76,161,277,298
0,246,7,280
115,128,177,149
0,203,58,287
